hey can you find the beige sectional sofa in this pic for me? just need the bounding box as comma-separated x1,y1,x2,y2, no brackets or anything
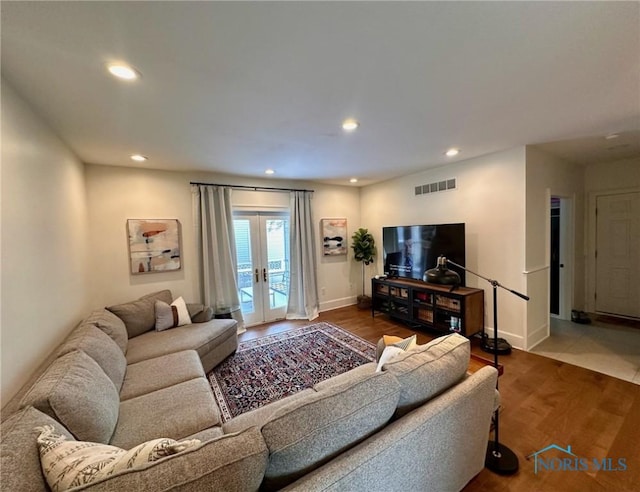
1,290,498,492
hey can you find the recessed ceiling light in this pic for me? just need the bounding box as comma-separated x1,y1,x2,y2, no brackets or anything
350,178,358,183
342,119,359,131
605,133,620,140
445,148,460,157
130,154,147,162
107,63,140,80
265,169,275,175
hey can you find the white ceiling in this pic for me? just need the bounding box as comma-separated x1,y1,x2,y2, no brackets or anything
2,1,639,186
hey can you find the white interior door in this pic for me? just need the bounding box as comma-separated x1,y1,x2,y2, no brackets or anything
595,192,640,318
234,212,289,326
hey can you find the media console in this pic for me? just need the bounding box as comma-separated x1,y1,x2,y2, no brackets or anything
371,277,484,338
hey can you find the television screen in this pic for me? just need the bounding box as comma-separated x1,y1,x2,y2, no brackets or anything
382,223,466,284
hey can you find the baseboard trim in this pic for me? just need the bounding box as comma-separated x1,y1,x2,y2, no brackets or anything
319,296,357,312
481,326,524,351
526,323,549,351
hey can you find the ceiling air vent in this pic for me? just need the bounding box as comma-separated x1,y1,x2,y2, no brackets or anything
415,178,456,196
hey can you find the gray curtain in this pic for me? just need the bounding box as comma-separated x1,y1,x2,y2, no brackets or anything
192,184,245,332
287,191,319,320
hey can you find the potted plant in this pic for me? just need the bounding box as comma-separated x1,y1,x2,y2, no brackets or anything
351,228,376,309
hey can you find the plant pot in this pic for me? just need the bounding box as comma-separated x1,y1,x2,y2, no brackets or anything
357,295,372,310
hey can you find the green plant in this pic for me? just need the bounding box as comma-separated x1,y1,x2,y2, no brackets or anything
351,228,376,297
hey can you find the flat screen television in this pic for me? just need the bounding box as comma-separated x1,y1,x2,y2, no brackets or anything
382,223,466,285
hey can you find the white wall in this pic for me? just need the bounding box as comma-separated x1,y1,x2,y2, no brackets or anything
1,80,89,403
85,165,361,312
524,146,585,349
585,157,640,192
584,157,640,312
361,147,528,348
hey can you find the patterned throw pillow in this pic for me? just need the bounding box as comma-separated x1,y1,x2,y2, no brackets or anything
386,334,417,351
375,334,418,372
35,425,200,491
155,296,192,331
375,334,418,362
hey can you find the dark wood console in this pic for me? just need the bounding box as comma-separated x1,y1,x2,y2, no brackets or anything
371,277,485,338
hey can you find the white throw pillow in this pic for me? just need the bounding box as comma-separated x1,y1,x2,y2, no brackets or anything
35,425,200,491
155,297,192,331
376,334,418,362
171,296,192,326
376,346,404,372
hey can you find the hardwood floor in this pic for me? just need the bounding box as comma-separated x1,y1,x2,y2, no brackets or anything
242,305,640,492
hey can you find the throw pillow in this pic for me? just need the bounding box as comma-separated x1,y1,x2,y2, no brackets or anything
35,425,200,492
376,334,418,362
155,297,192,331
155,300,175,331
171,296,192,325
375,346,404,372
389,334,417,351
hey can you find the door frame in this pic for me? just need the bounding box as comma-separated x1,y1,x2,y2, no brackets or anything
586,187,640,315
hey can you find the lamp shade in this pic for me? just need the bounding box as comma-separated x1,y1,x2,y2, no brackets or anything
424,256,461,285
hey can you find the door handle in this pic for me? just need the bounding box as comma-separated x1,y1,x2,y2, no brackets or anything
255,269,259,283
263,268,267,282
560,264,564,268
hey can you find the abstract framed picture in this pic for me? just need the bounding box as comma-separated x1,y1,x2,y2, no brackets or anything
127,219,182,274
321,218,347,256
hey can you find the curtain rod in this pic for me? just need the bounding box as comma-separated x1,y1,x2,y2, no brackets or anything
190,182,314,193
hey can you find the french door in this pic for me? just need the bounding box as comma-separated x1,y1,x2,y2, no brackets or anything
233,212,290,326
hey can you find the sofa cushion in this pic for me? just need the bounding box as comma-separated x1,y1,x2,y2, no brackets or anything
125,318,237,366
107,290,172,338
313,362,377,392
35,425,200,492
120,350,205,401
20,351,119,443
222,389,316,435
260,369,400,490
0,406,74,492
111,378,220,449
382,333,470,417
83,309,128,354
57,323,127,391
68,427,268,492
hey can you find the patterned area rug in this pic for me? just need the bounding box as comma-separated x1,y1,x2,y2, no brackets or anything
208,322,376,422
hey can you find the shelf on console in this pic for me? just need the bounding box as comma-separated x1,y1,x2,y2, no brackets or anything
371,277,484,338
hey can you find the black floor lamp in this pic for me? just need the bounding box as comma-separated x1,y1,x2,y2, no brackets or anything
426,256,529,475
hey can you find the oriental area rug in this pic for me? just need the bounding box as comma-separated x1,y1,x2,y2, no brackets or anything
208,322,376,422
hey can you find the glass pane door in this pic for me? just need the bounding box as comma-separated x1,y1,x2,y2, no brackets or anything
265,218,289,311
233,213,289,326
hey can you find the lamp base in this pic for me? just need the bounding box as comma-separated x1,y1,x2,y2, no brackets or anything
485,441,519,475
481,335,512,355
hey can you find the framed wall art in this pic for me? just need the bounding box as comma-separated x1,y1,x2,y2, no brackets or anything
321,218,347,256
127,219,182,274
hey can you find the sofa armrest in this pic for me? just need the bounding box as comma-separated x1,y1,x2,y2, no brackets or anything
186,303,214,323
